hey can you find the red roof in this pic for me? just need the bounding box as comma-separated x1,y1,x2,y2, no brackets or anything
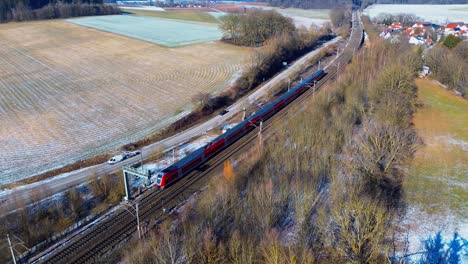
446,23,460,29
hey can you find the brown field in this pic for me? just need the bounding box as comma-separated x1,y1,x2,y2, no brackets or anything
0,20,251,184
164,7,214,12
403,78,467,241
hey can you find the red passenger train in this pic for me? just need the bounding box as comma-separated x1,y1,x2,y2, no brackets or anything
155,69,326,188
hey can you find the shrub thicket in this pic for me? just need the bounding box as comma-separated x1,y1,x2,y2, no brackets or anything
425,43,468,98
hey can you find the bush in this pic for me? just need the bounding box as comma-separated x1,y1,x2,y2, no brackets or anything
443,35,462,49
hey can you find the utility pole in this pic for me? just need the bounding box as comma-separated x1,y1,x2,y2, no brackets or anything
7,234,16,264
172,147,175,163
287,78,291,92
258,121,263,146
136,203,141,239
161,198,167,213
318,59,321,69
121,202,141,239
242,107,246,121
140,150,143,167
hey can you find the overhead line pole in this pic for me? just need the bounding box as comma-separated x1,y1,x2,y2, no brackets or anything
7,234,16,264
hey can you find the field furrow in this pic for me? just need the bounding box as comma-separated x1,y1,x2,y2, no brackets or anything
0,19,251,184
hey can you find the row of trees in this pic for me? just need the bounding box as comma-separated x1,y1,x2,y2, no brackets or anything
231,28,330,98
120,37,430,263
425,41,468,98
0,0,119,22
330,6,352,28
371,12,422,27
265,0,467,9
265,0,354,9
220,10,296,46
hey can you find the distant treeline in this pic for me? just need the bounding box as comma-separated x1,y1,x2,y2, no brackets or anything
266,0,467,9
0,0,120,23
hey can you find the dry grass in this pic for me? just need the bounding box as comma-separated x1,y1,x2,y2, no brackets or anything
406,78,468,217
0,20,252,184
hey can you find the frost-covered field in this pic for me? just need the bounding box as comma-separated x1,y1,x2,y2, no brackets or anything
67,15,222,47
245,6,330,27
364,4,468,24
0,20,251,185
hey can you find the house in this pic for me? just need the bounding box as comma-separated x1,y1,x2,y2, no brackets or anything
409,36,425,45
445,22,463,35
419,66,430,77
456,30,468,38
406,27,426,37
388,22,403,32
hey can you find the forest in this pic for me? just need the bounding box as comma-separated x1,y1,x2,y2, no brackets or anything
266,0,467,8
0,0,119,22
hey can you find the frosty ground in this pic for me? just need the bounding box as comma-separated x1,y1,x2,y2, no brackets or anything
364,4,468,24
402,78,467,259
0,18,251,185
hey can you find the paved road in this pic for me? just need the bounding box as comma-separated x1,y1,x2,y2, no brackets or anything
0,36,342,214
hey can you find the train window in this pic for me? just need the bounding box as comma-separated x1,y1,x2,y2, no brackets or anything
156,173,163,185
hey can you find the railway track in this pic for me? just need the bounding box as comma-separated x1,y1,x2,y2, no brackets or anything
27,12,363,264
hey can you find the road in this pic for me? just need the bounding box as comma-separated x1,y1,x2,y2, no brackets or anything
0,36,342,214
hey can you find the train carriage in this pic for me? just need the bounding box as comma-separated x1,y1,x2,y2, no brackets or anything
154,69,326,188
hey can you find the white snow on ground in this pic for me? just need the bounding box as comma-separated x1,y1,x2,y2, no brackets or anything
401,205,468,260
208,11,226,21
286,15,329,28
435,136,468,151
0,165,98,200
363,4,468,25
120,6,165,11
245,6,330,27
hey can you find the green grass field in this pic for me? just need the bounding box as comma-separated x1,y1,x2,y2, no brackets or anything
405,78,467,219
122,9,219,24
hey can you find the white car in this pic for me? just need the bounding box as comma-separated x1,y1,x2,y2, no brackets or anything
108,154,124,164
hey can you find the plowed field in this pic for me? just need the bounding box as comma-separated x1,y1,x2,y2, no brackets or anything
0,20,251,184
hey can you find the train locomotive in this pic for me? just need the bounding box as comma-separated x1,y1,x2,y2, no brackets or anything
155,69,326,188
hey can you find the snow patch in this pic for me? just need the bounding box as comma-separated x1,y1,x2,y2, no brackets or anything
401,205,468,255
